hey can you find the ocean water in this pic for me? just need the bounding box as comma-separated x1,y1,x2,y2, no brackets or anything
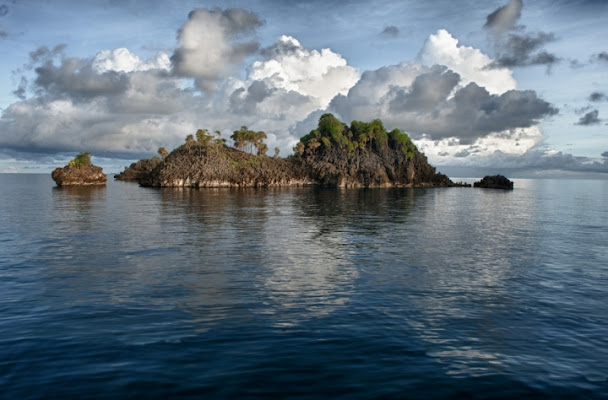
1,174,607,399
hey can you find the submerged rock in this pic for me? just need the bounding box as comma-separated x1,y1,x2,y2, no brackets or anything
52,165,107,186
473,175,513,190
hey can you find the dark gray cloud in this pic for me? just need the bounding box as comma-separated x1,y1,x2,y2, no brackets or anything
260,37,301,59
0,30,8,39
589,92,606,102
602,151,608,158
381,25,399,37
0,44,203,157
389,66,460,111
593,52,608,63
229,80,275,114
0,4,8,16
490,32,560,69
576,109,601,125
483,0,523,35
29,44,67,64
330,62,558,143
484,0,559,69
34,58,129,99
12,77,27,100
171,8,264,89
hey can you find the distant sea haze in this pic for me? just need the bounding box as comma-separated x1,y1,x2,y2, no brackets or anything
1,175,607,399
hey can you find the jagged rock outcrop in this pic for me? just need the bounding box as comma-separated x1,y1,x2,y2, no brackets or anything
473,175,514,190
52,165,107,186
131,114,459,189
114,157,162,181
138,145,312,188
296,139,452,188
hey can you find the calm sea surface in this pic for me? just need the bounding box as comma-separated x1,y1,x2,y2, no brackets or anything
1,174,607,399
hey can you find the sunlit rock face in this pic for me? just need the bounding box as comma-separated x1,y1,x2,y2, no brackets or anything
52,165,107,186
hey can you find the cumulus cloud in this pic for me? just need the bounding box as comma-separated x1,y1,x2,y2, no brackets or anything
419,29,515,95
381,26,399,37
483,0,523,36
0,30,360,159
34,58,130,99
329,29,557,148
0,9,576,175
389,66,460,111
602,151,608,158
576,109,601,125
171,8,264,90
1,45,196,156
330,62,557,145
93,48,170,73
250,35,359,108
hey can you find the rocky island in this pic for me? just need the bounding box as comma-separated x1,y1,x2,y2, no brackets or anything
473,175,514,190
52,152,107,186
124,114,461,189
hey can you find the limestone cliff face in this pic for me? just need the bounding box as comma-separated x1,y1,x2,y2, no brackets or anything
132,114,455,189
297,141,452,188
52,165,107,186
135,141,452,189
138,144,313,188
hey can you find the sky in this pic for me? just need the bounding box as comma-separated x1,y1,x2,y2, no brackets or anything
0,0,607,178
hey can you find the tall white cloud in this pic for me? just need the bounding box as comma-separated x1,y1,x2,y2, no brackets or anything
248,35,359,108
419,29,516,95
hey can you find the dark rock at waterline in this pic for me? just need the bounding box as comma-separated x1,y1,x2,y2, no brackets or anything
52,165,107,186
133,142,459,188
473,175,513,190
114,157,161,181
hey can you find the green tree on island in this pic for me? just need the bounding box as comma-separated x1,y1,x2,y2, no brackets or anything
231,126,268,155
295,113,417,159
67,152,92,167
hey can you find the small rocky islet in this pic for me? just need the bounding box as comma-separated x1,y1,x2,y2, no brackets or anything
473,175,514,190
51,152,107,186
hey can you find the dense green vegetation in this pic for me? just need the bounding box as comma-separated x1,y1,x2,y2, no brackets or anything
155,114,416,164
67,152,92,167
294,114,417,159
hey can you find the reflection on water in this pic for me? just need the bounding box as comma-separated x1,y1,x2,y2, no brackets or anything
1,176,607,397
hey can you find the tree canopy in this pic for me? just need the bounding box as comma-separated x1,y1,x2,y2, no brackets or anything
231,126,268,155
67,152,92,167
295,114,417,159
